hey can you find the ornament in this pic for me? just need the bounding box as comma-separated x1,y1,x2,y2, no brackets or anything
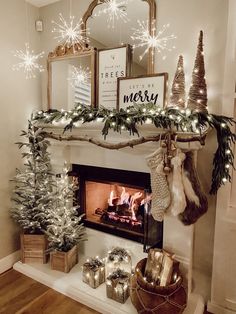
94,0,129,29
52,14,89,48
187,31,208,113
131,21,176,61
169,55,186,108
163,166,171,174
68,65,91,89
12,43,44,79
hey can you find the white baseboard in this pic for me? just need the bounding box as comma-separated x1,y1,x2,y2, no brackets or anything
208,301,236,314
0,250,21,274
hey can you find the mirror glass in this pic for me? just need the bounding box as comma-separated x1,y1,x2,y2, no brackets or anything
50,55,92,110
87,0,149,76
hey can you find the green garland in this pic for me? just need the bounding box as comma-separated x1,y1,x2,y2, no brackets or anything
33,103,236,195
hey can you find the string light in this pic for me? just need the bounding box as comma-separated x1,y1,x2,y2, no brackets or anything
52,14,89,48
12,43,44,79
131,21,176,61
94,0,129,29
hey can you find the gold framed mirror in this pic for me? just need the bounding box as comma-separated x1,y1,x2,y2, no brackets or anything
47,45,96,110
82,0,156,75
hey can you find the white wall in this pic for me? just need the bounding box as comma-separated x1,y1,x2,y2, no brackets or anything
0,0,42,259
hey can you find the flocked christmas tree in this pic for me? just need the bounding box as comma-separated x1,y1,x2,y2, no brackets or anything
46,163,86,252
11,121,54,234
169,55,186,109
187,30,208,112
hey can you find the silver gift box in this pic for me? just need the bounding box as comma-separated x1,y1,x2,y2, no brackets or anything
82,259,105,289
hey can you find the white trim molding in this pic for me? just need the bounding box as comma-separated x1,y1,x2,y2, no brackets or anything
0,250,21,274
208,301,236,314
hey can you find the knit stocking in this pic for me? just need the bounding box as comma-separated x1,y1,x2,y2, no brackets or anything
168,150,186,216
179,152,208,225
146,148,171,222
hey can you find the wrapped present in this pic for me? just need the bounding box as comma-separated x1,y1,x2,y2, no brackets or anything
106,269,130,304
82,257,105,289
106,247,132,277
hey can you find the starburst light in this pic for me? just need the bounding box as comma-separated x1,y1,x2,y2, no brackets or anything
12,43,44,79
131,21,176,61
52,14,89,48
68,65,91,89
94,0,129,29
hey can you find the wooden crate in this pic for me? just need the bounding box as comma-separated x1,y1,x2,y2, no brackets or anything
50,245,78,273
20,233,48,264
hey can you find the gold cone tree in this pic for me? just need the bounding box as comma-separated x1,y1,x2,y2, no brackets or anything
169,55,185,108
187,30,208,112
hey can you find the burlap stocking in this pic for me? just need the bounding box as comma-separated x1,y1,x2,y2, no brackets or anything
146,148,171,222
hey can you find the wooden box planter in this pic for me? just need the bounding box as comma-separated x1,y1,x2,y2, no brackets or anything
20,233,48,264
130,258,187,314
50,245,78,273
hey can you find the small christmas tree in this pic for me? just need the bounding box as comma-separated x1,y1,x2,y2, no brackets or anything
11,122,54,234
187,30,208,112
46,163,86,252
169,55,186,109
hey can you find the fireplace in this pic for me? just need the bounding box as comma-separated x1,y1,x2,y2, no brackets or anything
71,164,163,251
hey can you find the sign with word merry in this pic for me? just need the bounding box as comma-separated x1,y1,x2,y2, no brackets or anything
118,73,168,109
98,45,132,109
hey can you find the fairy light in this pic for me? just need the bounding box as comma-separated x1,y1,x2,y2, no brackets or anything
94,0,129,29
225,164,230,169
145,118,152,124
185,108,191,116
226,149,231,155
52,14,89,48
131,21,176,61
68,65,91,89
222,178,227,183
12,43,44,79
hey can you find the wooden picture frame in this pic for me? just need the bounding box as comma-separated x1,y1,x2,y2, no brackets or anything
97,45,132,109
117,73,168,110
47,46,96,110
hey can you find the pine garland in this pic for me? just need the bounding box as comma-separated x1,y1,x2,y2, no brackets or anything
32,103,236,195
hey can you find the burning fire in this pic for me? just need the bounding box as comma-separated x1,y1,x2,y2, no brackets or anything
108,187,144,221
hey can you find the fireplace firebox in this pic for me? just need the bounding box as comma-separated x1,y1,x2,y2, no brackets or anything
71,164,163,252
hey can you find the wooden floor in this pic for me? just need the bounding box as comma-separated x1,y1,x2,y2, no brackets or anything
0,269,100,314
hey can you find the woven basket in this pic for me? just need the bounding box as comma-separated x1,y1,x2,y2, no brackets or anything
130,258,187,314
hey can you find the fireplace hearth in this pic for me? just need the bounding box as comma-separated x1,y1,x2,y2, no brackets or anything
71,164,163,251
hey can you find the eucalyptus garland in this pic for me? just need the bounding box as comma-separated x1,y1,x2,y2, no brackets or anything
33,103,236,195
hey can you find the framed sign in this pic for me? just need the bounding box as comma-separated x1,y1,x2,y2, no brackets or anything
97,45,132,109
117,73,168,110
